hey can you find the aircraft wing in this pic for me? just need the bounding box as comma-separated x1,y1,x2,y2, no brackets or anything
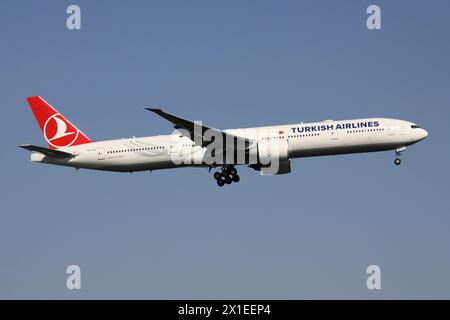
18,144,74,158
145,108,253,149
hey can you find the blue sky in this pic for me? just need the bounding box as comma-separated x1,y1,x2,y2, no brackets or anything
1,0,449,299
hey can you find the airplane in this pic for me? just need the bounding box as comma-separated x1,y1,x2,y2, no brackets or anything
19,96,428,187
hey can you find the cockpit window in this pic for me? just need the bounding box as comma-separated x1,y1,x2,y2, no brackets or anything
411,125,421,129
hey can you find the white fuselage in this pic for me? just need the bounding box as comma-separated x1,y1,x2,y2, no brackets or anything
31,118,428,172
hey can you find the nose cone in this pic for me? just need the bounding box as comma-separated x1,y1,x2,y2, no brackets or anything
418,128,428,141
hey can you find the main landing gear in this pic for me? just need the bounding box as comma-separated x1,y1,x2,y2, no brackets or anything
394,146,406,166
213,166,240,187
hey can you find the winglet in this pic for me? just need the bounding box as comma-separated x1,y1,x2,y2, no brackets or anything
144,107,163,113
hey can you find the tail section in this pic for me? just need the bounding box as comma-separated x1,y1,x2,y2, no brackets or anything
26,96,93,149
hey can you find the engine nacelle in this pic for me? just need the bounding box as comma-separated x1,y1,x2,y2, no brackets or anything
260,159,291,175
258,140,289,163
247,140,291,174
200,139,292,169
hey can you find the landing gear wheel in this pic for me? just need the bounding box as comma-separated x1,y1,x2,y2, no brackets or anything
213,166,240,186
394,147,406,166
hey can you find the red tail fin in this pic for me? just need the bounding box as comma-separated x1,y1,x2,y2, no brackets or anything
26,96,93,149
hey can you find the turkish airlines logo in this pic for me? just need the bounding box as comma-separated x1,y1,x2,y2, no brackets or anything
43,114,79,148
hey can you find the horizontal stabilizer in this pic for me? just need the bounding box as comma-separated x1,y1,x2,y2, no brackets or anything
18,144,74,158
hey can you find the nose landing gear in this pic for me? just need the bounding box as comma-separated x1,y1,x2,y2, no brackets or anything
213,166,240,187
394,146,406,166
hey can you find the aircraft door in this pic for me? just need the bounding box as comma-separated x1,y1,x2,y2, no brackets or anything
330,127,344,146
388,126,397,136
97,147,105,160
